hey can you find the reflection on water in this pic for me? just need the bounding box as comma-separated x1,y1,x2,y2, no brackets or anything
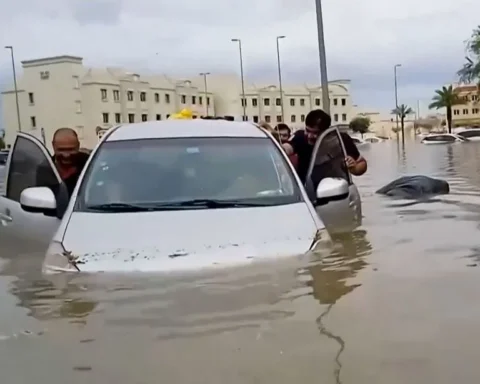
2,141,480,382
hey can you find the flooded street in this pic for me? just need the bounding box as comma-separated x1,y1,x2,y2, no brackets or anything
1,140,480,383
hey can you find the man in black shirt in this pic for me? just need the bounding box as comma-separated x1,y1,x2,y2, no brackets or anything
282,109,367,182
37,128,89,196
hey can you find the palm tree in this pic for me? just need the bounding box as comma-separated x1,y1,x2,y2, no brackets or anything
428,85,463,133
391,104,413,143
458,25,480,85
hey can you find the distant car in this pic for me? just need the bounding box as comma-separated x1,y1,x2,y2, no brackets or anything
350,136,370,147
0,121,362,273
421,133,468,144
0,150,8,165
364,136,384,143
455,128,480,142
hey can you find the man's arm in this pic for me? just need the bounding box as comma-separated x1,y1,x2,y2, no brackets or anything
341,133,367,176
282,130,304,156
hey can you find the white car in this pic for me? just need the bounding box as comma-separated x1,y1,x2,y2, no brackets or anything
421,133,468,144
455,128,480,142
0,121,362,273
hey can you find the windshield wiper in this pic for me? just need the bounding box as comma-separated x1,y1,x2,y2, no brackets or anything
146,199,270,209
86,203,153,212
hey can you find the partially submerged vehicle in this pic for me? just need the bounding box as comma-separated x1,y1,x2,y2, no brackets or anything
455,127,480,142
0,120,362,273
421,133,468,144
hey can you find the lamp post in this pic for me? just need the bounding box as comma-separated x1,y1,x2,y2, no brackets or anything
315,0,330,114
5,46,22,132
276,35,286,122
394,64,402,142
231,38,247,121
199,72,210,117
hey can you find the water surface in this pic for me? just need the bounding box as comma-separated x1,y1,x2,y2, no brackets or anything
1,141,480,383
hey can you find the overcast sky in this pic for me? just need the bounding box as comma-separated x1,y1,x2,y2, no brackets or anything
0,0,479,117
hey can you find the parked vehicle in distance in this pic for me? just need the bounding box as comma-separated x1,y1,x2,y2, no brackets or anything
0,150,8,165
364,136,384,143
421,133,468,144
455,128,480,142
350,136,370,147
0,120,362,273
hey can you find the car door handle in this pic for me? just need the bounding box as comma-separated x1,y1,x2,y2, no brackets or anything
0,213,12,223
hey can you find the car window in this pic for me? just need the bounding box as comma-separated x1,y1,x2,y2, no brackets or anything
457,130,480,138
5,136,59,202
76,137,302,209
423,135,456,142
307,127,351,190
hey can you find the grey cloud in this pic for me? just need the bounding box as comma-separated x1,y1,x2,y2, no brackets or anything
70,0,123,25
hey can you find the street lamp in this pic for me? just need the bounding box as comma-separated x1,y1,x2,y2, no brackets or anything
199,72,210,117
394,64,402,141
315,0,330,114
231,38,247,121
276,35,286,122
5,46,22,132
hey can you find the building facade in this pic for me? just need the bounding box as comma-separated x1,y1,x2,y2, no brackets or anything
1,55,354,149
451,84,480,127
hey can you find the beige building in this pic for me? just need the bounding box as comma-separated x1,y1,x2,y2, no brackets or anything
352,107,416,140
451,84,480,127
1,54,354,149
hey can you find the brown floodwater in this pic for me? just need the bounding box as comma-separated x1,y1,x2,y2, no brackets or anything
1,140,480,383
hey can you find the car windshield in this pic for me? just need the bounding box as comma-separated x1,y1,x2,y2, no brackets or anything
76,137,302,211
423,135,456,142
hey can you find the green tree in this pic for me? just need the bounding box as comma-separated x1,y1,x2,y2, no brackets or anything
428,85,464,133
349,116,371,138
458,25,480,85
391,104,413,143
0,137,5,150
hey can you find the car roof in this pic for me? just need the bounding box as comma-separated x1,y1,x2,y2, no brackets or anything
106,120,269,141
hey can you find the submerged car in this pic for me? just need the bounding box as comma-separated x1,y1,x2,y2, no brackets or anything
421,133,468,144
0,120,362,273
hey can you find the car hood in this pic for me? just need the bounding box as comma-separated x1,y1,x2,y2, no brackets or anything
54,203,323,273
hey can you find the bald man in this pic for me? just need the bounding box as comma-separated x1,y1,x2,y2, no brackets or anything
37,128,90,196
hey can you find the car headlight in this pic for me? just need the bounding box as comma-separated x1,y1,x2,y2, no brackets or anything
42,241,80,274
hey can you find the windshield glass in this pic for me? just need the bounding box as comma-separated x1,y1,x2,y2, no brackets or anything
76,137,302,211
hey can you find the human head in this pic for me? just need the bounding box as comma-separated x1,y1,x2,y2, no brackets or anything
52,127,80,167
304,109,332,145
275,123,291,143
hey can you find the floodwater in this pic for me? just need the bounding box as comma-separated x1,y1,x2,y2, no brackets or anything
1,140,480,383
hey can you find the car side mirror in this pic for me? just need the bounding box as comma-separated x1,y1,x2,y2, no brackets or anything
315,177,349,205
20,187,57,216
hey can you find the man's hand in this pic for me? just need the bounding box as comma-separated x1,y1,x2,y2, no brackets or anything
345,156,356,170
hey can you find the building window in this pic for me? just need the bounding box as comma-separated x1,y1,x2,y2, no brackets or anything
453,109,459,115
140,92,146,102
101,88,108,101
253,115,259,123
75,101,82,113
276,115,282,123
181,95,186,104
199,96,203,105
463,109,469,115
333,98,338,106
300,98,305,106
128,113,135,123
342,113,347,122
165,94,171,103
252,98,258,107
241,98,246,107
207,97,210,106
30,116,36,128
473,108,479,114
341,98,346,106
192,95,196,104
243,115,248,121
315,98,320,106
276,98,281,106
154,93,160,103
28,92,34,105
334,114,339,122
156,114,161,120
102,113,109,124
113,90,120,102
127,91,134,101
265,115,271,123
73,76,79,89
264,98,270,106
115,113,121,123
141,114,148,121
291,115,296,123
290,98,295,106
166,114,170,118
472,95,478,101
300,114,305,122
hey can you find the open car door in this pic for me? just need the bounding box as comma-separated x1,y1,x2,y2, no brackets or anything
305,127,362,233
0,133,62,258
